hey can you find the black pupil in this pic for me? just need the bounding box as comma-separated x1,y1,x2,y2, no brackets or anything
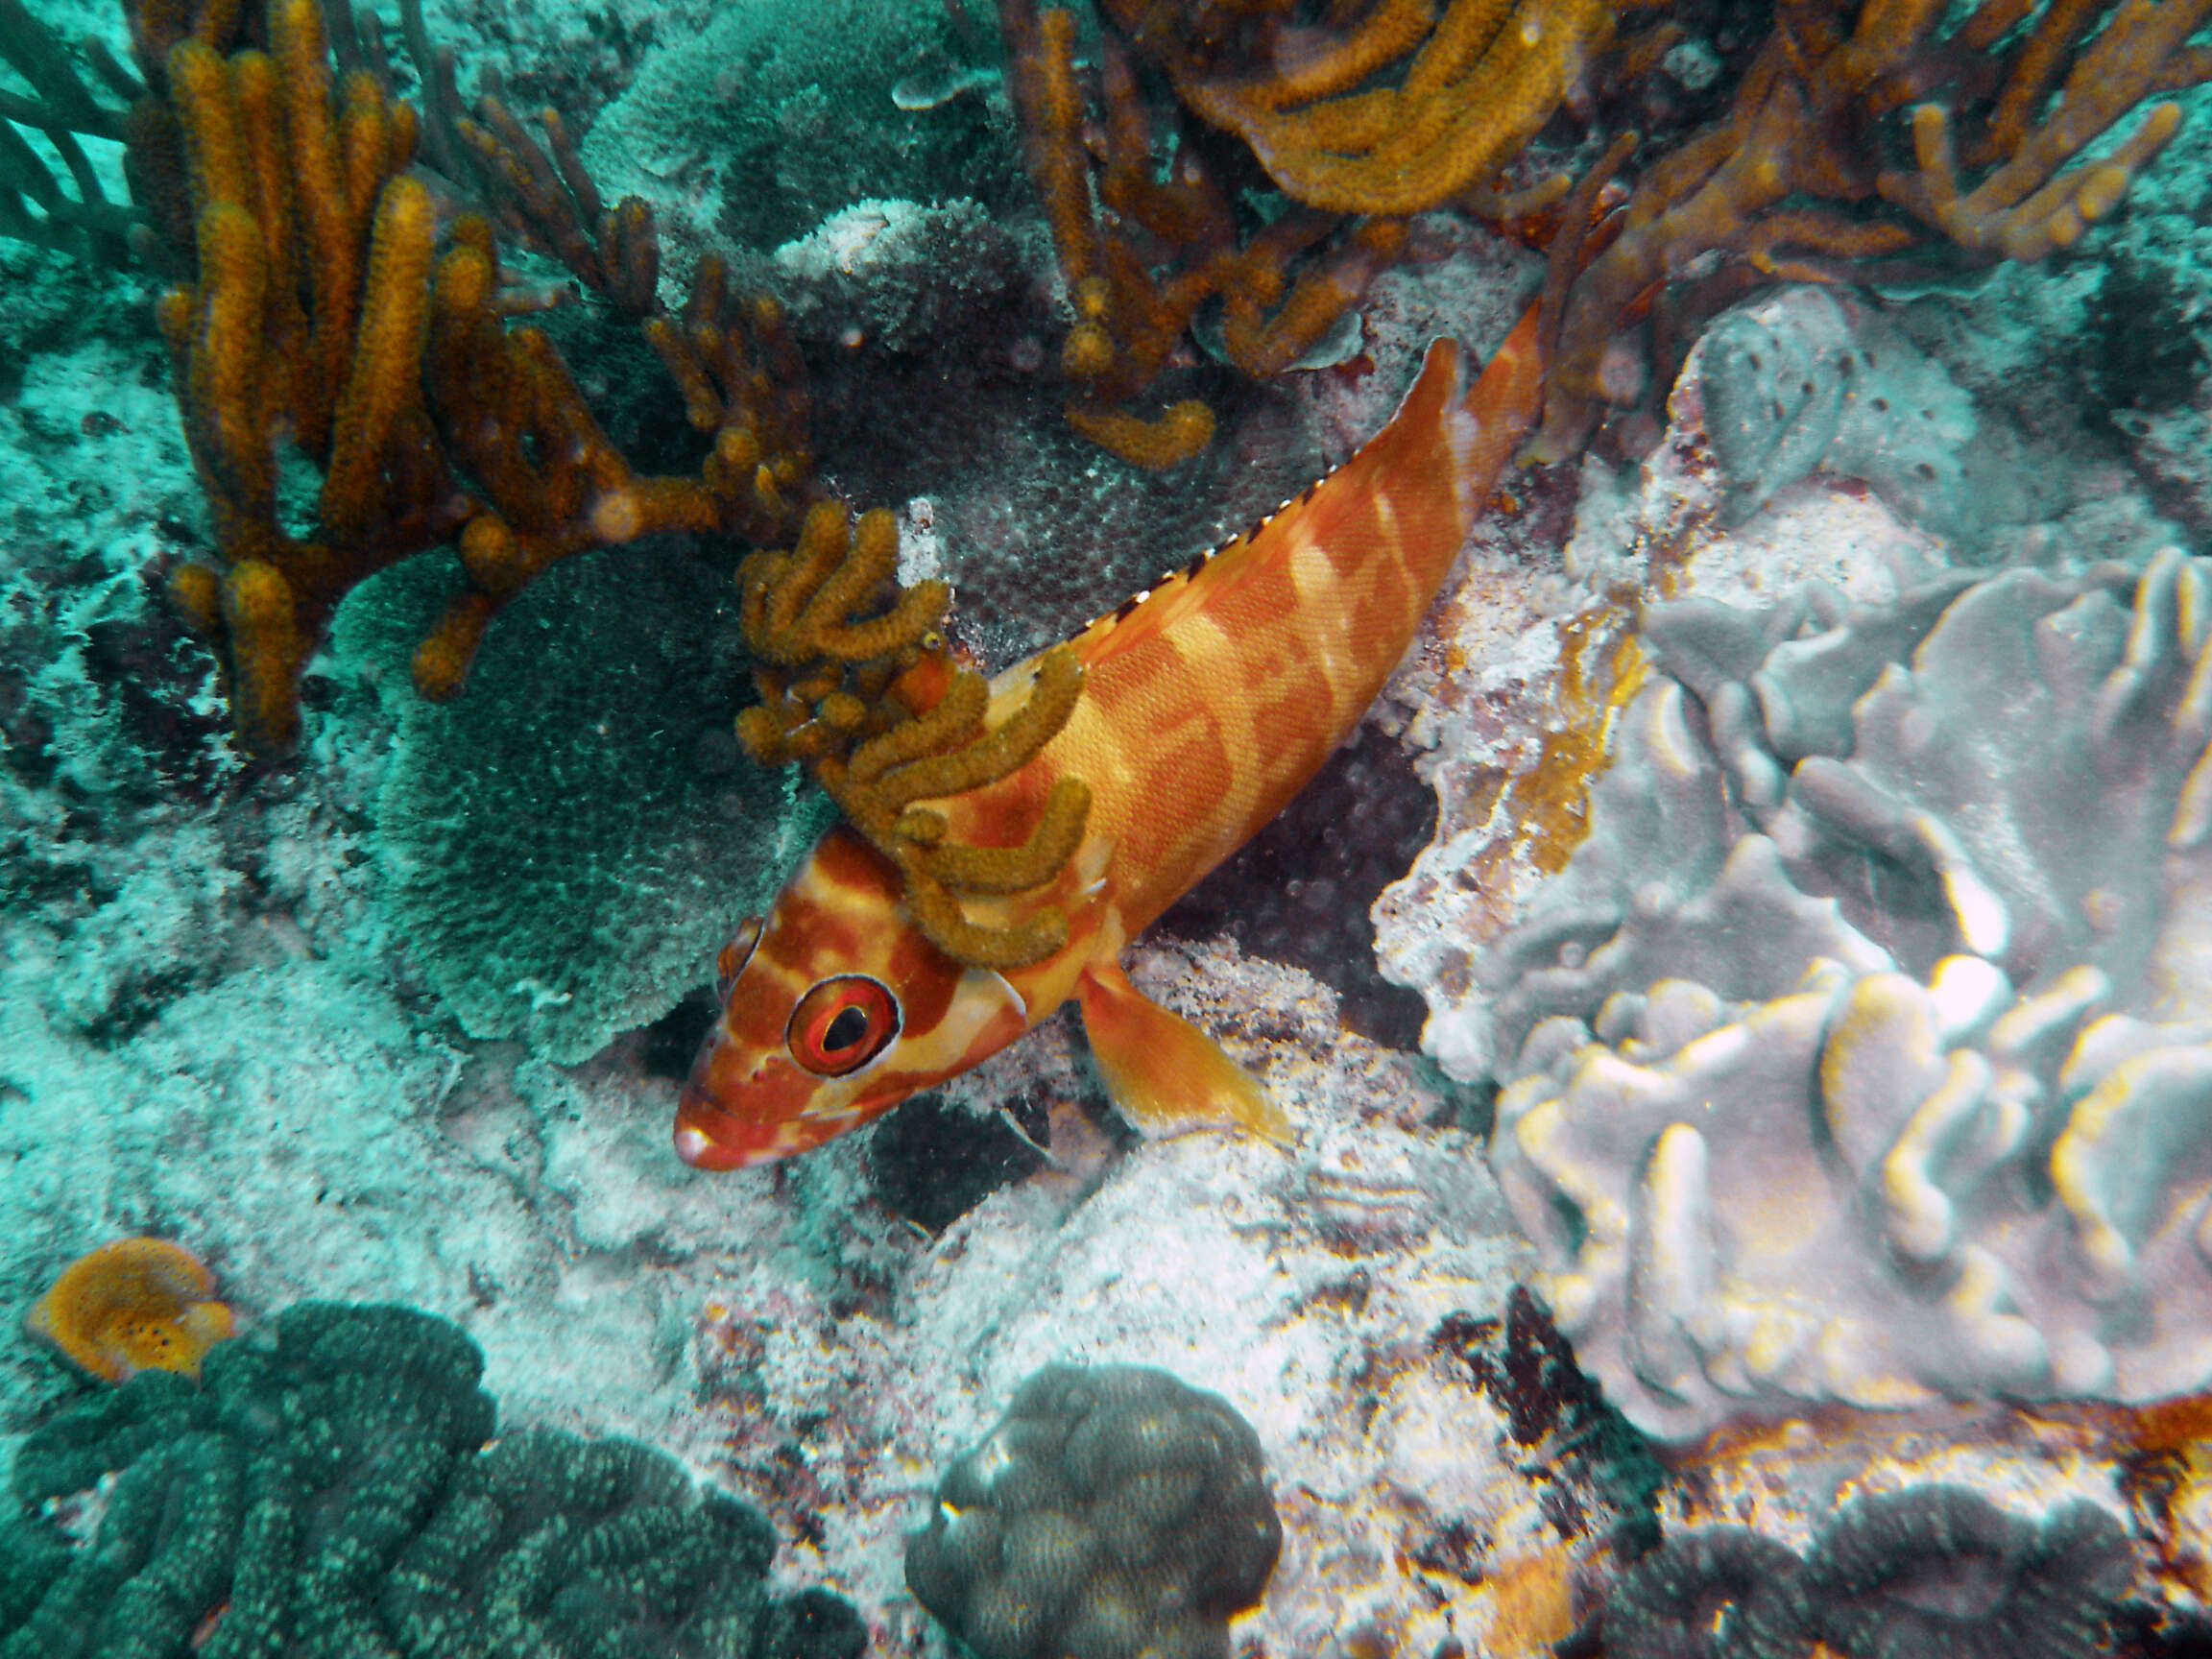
823,1005,871,1053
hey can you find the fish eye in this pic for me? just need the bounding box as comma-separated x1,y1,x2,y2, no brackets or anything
716,918,763,1000
787,974,900,1076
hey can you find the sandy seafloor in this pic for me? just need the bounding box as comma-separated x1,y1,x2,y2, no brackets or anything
10,0,2212,1653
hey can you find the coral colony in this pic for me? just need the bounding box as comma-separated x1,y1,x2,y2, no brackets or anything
5,1,2212,1657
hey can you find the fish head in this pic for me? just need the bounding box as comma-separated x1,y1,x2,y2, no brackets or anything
676,826,1033,1168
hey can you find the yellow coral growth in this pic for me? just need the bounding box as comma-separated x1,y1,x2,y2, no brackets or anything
144,0,812,753
454,93,661,314
1000,0,1422,464
1158,0,1623,216
737,502,1094,970
1515,619,1645,877
25,1238,236,1383
1065,398,1217,469
1536,0,2212,455
644,262,817,545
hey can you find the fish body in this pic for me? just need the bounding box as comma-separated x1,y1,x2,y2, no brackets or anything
677,310,1545,1168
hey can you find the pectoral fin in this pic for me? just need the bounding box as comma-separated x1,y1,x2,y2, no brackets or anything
1074,959,1292,1146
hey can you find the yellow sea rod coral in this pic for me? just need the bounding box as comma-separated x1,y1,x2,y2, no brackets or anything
24,1237,236,1382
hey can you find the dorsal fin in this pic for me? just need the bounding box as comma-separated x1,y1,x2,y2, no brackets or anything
1063,461,1356,670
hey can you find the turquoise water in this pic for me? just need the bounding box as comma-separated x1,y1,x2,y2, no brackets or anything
3,1,2212,1653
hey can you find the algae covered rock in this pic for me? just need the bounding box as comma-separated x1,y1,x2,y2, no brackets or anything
1,1302,861,1659
905,1363,1281,1659
1697,286,2028,550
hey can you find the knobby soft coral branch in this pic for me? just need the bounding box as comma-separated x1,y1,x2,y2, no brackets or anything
1535,0,2212,455
998,0,1414,468
449,87,661,314
0,0,145,261
736,502,1094,970
644,256,818,545
142,0,813,753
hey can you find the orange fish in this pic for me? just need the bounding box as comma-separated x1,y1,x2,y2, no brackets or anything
677,309,1546,1168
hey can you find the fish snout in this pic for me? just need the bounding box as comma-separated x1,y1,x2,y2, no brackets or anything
672,1080,784,1169
673,1034,816,1169
672,1109,754,1169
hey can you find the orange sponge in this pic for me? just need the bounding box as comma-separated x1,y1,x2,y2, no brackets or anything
24,1238,236,1383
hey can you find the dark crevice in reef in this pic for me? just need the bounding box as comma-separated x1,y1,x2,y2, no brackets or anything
867,1092,1049,1235
1162,722,1436,1050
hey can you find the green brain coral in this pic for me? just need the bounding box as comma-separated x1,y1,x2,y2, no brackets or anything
1599,1486,2134,1659
906,1364,1281,1659
2,1302,864,1659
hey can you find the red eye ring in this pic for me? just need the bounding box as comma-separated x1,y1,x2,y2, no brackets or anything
787,975,900,1076
715,918,763,1001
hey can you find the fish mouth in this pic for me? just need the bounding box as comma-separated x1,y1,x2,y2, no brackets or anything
675,1025,818,1170
672,1085,779,1170
672,1118,749,1170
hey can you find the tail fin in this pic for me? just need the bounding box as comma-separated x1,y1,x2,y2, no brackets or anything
1451,301,1547,501
1345,301,1547,550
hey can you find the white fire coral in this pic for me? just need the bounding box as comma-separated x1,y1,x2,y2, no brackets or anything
1478,551,2212,1439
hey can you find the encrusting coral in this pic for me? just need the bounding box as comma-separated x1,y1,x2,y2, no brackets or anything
1462,551,2212,1438
22,1236,234,1383
129,0,811,754
735,501,1094,970
905,1363,1281,1659
2,1301,865,1659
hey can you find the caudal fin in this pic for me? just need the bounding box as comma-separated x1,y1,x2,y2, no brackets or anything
1455,301,1548,498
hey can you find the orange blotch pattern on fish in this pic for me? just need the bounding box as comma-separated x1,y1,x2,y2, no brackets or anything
678,314,1550,1166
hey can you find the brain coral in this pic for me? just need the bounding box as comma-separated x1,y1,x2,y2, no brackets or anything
4,1301,863,1658
1449,550,2212,1437
904,1364,1281,1659
1603,1485,2133,1659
